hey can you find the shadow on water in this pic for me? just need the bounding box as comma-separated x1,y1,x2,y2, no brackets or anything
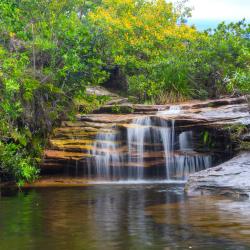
0,184,250,250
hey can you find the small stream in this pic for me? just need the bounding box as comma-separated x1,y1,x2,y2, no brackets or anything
1,184,250,250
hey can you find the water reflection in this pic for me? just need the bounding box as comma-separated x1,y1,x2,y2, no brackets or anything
0,185,250,250
146,195,250,248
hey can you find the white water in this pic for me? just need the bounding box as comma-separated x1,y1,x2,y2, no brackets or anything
87,116,211,181
88,130,124,179
87,180,187,185
157,105,182,115
127,117,151,179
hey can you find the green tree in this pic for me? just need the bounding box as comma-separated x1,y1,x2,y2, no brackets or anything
0,0,107,184
188,20,250,98
88,0,197,102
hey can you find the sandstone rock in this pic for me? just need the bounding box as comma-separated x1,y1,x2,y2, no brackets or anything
85,86,118,97
77,113,140,123
94,104,169,114
186,152,250,199
42,96,249,180
44,150,91,160
106,97,129,105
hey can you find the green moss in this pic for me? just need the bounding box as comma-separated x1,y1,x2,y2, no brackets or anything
240,141,250,151
224,124,248,141
223,124,249,151
77,95,111,114
128,96,138,104
111,105,134,114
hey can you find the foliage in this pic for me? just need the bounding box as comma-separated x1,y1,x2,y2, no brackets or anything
76,95,111,114
0,0,107,184
88,0,197,102
240,141,250,151
0,0,249,184
226,124,248,141
224,124,249,151
227,69,250,94
111,104,134,114
188,20,250,98
0,142,39,186
89,1,249,102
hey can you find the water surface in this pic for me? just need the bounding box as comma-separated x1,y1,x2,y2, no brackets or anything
0,184,250,250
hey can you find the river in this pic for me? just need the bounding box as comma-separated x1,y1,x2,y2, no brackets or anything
1,184,250,250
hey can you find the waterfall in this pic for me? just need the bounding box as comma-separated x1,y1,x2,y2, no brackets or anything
174,131,211,179
157,105,182,115
127,117,151,179
87,128,124,180
87,116,211,181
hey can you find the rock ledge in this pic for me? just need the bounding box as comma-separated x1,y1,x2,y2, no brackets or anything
186,152,250,199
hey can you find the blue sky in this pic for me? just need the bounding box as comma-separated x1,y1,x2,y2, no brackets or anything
175,0,250,30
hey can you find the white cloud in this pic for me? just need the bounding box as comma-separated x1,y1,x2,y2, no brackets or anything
185,0,250,21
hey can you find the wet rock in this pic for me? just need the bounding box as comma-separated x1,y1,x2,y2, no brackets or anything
242,133,250,142
92,96,248,115
44,150,91,160
81,97,249,127
77,113,141,123
186,96,248,109
94,104,169,114
52,127,100,139
186,153,250,199
42,96,249,178
61,121,111,128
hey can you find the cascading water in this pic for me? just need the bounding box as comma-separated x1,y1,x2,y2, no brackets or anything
127,117,152,179
87,129,125,179
157,105,182,115
87,116,211,181
174,131,211,179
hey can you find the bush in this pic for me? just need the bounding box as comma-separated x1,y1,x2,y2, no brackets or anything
227,69,250,94
0,142,39,186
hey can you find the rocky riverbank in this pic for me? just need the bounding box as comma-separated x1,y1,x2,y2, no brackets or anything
185,152,250,199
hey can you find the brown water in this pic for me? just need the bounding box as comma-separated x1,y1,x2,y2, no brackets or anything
0,184,250,250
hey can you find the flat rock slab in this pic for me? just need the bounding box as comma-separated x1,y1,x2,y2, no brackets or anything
77,113,142,123
85,86,119,97
79,96,249,126
93,96,248,114
186,152,250,199
44,150,91,160
106,98,129,105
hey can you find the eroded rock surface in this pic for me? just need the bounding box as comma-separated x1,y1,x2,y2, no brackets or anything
42,95,249,179
186,152,250,199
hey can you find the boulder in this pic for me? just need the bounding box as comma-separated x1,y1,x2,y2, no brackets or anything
186,152,250,199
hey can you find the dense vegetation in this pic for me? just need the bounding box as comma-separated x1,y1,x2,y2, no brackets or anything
0,0,249,185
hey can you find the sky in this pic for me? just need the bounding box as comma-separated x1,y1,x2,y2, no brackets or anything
178,0,250,30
